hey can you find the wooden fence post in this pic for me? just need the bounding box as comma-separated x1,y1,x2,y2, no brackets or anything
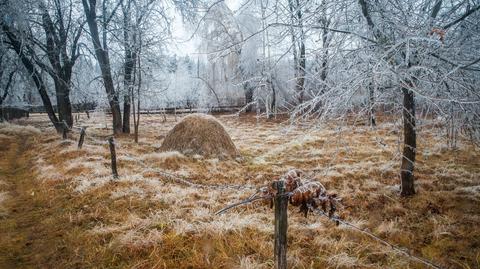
78,127,86,149
274,180,288,269
108,137,118,178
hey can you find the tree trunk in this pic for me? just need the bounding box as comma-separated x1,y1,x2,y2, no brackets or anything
40,5,74,128
122,3,135,134
268,77,276,119
83,0,122,134
134,123,139,143
2,24,62,132
62,86,73,127
288,0,306,104
368,83,376,126
244,83,254,112
122,50,135,133
297,40,306,104
133,41,142,143
0,69,15,107
55,80,73,127
400,86,416,196
123,94,131,133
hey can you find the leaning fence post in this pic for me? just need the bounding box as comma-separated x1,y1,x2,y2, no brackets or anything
78,127,86,149
274,180,288,269
108,137,118,178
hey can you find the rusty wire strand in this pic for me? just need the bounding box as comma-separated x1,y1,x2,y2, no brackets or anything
123,153,257,191
307,205,443,269
117,154,442,269
215,195,272,215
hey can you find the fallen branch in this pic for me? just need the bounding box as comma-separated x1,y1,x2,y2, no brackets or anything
235,101,257,116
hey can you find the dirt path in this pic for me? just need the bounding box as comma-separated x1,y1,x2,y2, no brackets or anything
0,134,70,269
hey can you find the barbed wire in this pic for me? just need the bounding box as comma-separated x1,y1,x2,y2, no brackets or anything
214,190,443,268
73,133,443,269
215,195,271,215
122,152,258,191
307,205,443,269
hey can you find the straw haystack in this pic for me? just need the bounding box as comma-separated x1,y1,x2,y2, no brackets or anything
159,114,239,158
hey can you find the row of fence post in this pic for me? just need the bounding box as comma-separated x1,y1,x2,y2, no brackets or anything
65,129,287,268
62,127,118,180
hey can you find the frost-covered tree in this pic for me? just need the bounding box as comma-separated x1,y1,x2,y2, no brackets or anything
0,47,17,108
288,0,480,196
1,0,84,130
214,0,480,196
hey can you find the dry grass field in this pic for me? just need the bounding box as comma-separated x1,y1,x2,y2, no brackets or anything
0,112,479,269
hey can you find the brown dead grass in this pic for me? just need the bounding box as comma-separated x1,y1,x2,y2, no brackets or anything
0,112,478,268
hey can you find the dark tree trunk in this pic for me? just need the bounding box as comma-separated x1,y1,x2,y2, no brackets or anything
0,69,15,107
62,85,73,127
54,80,73,127
40,4,75,128
271,85,276,118
83,0,123,134
38,2,84,129
297,41,306,104
400,86,416,196
133,40,142,143
122,3,135,134
319,54,328,95
288,0,306,104
244,83,254,112
318,16,330,95
123,95,131,133
268,77,276,119
369,83,376,126
1,23,62,132
122,51,135,133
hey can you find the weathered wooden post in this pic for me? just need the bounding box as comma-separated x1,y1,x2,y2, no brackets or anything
274,180,288,269
108,137,118,178
78,127,86,149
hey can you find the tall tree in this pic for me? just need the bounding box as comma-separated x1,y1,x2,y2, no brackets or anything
121,0,135,133
0,50,17,108
1,22,62,131
287,0,306,104
1,0,84,130
82,0,123,134
356,0,480,196
38,0,84,127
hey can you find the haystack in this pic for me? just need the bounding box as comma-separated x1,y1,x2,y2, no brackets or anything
159,113,239,159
